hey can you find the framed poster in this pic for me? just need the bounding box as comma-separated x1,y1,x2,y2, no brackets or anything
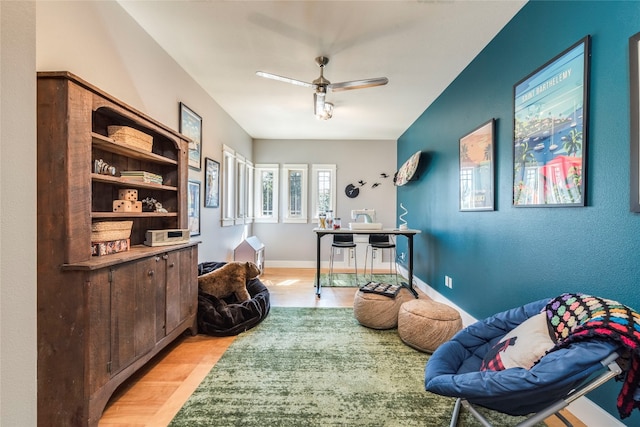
180,102,202,170
513,36,590,207
460,119,495,211
204,157,220,208
630,31,640,212
187,180,201,236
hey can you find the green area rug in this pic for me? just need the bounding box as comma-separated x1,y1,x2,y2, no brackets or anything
320,273,403,287
170,307,536,427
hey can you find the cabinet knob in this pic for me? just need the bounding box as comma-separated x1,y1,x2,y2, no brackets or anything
162,254,169,260
155,256,161,262
148,270,154,276
169,263,175,268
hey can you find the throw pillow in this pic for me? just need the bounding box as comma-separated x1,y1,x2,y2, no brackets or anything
481,312,556,371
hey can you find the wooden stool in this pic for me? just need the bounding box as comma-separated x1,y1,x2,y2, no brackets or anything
398,299,462,352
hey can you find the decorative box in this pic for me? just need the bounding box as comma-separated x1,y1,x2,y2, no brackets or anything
107,126,153,152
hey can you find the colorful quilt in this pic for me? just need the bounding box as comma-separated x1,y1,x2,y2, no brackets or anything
545,293,640,419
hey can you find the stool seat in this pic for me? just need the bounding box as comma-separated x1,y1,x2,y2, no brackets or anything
398,299,462,353
353,287,417,330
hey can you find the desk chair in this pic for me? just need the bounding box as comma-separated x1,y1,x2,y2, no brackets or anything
364,234,397,284
329,234,357,286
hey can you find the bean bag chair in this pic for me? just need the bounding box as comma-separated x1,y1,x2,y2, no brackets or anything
425,296,626,425
197,261,270,336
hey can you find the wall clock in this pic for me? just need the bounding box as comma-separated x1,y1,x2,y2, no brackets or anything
345,184,360,198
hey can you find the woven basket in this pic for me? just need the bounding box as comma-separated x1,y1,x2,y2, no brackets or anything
107,126,153,152
91,220,133,242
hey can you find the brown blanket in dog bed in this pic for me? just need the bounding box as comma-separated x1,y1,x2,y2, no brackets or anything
197,262,270,336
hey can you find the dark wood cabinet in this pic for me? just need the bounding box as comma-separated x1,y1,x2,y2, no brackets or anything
37,72,199,426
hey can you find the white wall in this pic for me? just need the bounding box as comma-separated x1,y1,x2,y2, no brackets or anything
1,2,38,425
253,139,397,267
36,0,252,264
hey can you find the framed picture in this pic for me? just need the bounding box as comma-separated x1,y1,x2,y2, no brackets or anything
179,102,202,170
204,157,220,208
513,36,591,207
630,31,640,212
459,119,495,211
187,180,201,236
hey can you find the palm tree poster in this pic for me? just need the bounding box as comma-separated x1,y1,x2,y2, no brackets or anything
459,119,495,211
513,36,590,207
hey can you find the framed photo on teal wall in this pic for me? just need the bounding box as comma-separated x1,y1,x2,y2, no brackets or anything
459,119,495,211
630,31,640,213
512,36,590,207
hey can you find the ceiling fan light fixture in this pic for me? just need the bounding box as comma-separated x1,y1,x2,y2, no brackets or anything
316,102,334,120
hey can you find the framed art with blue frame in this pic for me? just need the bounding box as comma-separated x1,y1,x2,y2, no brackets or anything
512,36,590,207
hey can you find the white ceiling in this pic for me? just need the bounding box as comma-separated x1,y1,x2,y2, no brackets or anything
118,1,525,141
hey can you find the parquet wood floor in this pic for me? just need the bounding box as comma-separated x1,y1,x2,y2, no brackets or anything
98,267,584,427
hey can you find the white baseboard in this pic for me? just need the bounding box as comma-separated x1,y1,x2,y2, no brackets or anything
395,265,625,427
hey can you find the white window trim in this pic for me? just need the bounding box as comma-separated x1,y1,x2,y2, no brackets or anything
245,160,254,224
254,163,279,223
221,145,236,227
282,163,308,223
311,164,337,220
235,153,246,225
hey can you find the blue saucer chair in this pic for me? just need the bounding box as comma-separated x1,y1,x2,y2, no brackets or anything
425,298,624,427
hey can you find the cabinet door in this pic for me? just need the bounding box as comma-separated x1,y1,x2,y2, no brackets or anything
164,250,181,334
110,262,136,374
110,258,157,375
165,247,197,334
134,256,158,357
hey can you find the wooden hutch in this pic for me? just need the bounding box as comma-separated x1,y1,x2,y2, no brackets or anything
37,72,199,426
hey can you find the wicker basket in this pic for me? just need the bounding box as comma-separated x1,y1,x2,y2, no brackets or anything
91,220,133,242
107,126,153,152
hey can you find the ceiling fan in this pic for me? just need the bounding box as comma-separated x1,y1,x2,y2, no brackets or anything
256,56,389,119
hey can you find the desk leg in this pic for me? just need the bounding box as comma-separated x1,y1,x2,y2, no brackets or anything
315,233,322,297
404,234,418,298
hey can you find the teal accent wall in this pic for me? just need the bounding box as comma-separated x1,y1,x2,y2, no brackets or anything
398,1,640,423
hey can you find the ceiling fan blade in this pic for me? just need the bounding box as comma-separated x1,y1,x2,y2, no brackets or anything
329,77,389,92
255,71,313,88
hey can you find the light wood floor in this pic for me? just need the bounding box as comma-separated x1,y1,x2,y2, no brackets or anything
98,267,584,427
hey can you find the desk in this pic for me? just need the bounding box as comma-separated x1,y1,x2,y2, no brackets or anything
313,228,421,298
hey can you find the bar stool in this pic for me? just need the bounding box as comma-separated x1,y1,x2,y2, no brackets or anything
329,234,357,286
364,234,397,284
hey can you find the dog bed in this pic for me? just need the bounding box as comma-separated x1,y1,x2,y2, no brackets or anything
197,262,270,336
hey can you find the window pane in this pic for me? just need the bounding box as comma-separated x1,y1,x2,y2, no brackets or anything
317,170,331,214
289,170,302,216
261,170,273,215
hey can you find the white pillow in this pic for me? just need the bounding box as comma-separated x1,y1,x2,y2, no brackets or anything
481,312,555,371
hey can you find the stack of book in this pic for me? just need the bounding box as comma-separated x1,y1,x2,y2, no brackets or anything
120,170,163,185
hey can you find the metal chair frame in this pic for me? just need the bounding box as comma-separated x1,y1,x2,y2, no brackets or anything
364,234,397,284
329,234,357,285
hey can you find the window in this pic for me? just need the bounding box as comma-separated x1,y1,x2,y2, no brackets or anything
311,164,336,219
254,164,279,223
221,145,254,227
282,164,308,223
